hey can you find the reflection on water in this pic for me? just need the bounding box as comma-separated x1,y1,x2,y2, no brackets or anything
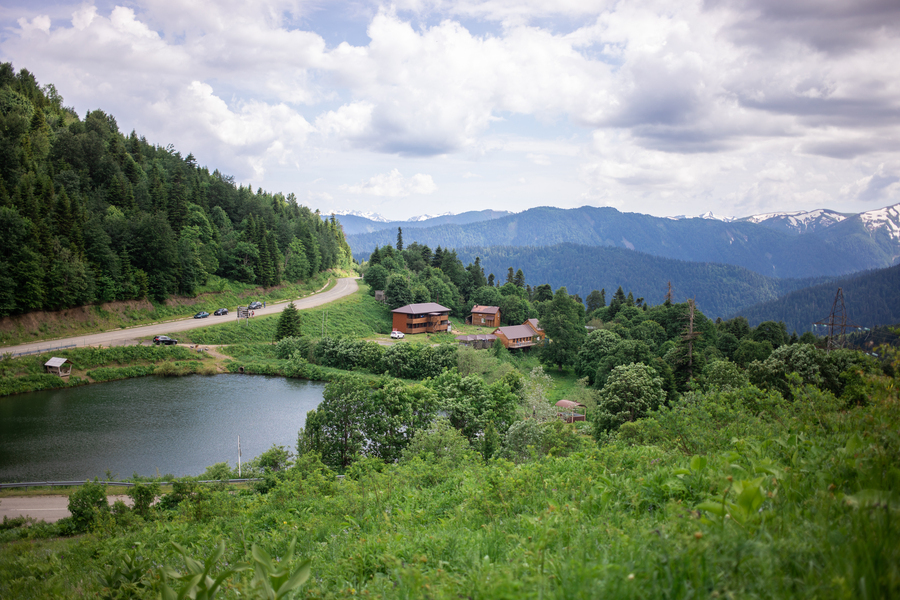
0,375,325,481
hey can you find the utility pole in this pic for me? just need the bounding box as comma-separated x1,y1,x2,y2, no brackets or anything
814,288,859,351
681,298,701,382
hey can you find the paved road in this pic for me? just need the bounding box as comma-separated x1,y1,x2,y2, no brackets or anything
0,495,133,523
0,277,359,355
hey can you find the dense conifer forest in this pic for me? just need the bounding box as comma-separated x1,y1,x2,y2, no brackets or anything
0,63,351,317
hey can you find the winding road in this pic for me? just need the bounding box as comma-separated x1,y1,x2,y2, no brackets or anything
0,277,359,356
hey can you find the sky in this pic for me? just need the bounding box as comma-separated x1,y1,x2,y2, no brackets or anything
2,0,899,221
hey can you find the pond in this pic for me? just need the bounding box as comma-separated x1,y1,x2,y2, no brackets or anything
0,375,325,482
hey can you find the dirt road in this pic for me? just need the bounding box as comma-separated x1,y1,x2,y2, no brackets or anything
0,277,359,356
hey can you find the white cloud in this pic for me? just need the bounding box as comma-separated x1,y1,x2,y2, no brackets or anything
1,0,899,217
341,169,438,196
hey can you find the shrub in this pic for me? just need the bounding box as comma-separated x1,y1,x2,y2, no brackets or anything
68,480,110,532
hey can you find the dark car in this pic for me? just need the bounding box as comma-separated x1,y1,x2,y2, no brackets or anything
153,335,177,345
214,308,229,316
193,311,210,319
248,301,263,310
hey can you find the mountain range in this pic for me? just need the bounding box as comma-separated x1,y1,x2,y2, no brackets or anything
329,209,514,236
344,204,900,280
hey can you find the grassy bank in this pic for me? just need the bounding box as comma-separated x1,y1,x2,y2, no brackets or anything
180,283,392,345
1,372,897,598
0,272,347,348
0,345,216,397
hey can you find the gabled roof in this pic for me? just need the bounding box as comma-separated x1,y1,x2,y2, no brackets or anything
555,400,586,409
526,318,544,332
471,305,500,314
44,357,70,367
494,324,538,339
392,303,451,314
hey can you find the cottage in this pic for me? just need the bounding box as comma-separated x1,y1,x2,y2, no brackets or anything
391,303,452,334
44,357,72,377
467,305,501,327
492,319,545,350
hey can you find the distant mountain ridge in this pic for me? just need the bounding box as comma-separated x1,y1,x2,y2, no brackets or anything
348,204,900,279
330,209,514,236
453,244,824,320
735,263,900,333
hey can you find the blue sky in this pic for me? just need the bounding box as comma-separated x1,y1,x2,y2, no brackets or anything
2,0,899,220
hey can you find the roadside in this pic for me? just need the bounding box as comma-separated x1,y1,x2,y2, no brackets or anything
0,277,358,357
0,495,133,523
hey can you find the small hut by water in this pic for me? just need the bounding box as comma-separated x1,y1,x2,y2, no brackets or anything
44,357,72,377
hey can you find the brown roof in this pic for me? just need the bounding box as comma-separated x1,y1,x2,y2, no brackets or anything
455,334,497,342
392,303,451,314
526,318,543,332
555,400,586,409
495,325,538,340
471,305,500,314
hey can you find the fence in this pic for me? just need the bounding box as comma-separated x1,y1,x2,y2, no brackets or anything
9,344,77,358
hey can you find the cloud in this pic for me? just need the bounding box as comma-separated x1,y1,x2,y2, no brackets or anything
2,0,899,218
341,169,438,196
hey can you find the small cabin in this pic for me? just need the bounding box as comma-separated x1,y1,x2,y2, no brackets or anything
467,305,501,327
555,399,586,423
44,357,72,377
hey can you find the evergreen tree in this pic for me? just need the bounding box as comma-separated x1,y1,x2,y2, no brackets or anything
275,301,301,341
396,227,403,251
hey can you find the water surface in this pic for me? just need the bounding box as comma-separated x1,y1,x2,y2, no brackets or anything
0,375,324,481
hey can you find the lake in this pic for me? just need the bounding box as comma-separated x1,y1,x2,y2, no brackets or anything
0,375,325,482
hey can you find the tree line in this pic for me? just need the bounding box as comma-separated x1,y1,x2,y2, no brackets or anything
0,63,352,316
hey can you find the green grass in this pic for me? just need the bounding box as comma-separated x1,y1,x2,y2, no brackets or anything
0,273,342,347
1,373,898,598
182,284,392,345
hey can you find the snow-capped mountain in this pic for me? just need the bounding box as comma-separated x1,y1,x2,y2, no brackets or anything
328,210,390,222
741,208,849,234
666,212,736,222
407,212,454,222
859,204,900,241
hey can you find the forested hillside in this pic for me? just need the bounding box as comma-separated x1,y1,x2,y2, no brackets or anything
736,263,900,333
452,244,824,320
0,64,351,317
346,205,899,279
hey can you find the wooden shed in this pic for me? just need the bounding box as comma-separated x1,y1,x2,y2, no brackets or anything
555,399,586,423
44,357,72,377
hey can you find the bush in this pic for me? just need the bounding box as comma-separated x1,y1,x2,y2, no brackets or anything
126,481,160,517
67,480,110,532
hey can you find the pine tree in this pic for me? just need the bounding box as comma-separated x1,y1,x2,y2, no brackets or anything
396,227,404,251
275,301,301,341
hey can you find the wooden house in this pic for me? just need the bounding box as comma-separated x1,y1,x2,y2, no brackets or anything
492,318,545,350
467,305,501,327
44,357,72,377
391,303,452,334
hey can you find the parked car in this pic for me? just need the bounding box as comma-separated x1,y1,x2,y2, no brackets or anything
390,330,405,339
193,311,209,319
214,308,229,316
248,301,263,310
153,335,178,345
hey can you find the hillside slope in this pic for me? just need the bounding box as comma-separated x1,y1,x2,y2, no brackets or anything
452,244,823,320
349,205,900,279
736,263,900,333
